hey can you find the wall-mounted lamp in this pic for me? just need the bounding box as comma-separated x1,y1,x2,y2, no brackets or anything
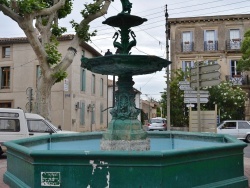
87,104,95,112
75,102,81,110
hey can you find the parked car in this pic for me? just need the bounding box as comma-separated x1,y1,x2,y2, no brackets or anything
0,108,76,155
217,120,250,142
147,118,167,131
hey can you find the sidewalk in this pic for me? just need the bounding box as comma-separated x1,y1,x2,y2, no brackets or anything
1,156,250,188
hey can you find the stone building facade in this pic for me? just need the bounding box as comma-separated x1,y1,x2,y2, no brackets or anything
0,35,108,131
168,14,250,119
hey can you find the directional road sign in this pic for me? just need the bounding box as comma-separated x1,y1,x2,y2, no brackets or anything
184,90,209,94
190,64,221,74
179,85,194,90
184,98,208,103
190,79,221,88
178,81,190,85
190,71,220,82
184,93,209,98
186,104,195,108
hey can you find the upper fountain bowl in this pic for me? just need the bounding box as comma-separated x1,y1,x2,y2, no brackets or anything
103,13,147,28
81,54,171,76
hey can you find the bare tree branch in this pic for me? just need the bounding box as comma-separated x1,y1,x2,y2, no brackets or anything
34,0,66,17
0,3,21,22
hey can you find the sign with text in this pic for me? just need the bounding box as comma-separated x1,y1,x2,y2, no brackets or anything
184,98,208,103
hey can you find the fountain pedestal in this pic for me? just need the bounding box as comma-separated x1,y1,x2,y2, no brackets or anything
100,75,150,150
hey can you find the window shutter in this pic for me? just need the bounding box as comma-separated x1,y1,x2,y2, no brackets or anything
80,102,85,125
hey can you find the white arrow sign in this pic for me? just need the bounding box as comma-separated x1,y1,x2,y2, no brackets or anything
184,98,208,103
191,79,221,88
179,85,194,90
179,81,190,85
191,64,221,74
186,104,195,108
184,90,209,94
184,93,209,98
190,71,220,82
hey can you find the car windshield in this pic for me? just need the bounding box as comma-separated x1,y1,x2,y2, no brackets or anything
151,119,163,123
45,120,60,131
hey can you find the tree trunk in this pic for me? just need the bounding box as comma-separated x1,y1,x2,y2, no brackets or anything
35,75,54,120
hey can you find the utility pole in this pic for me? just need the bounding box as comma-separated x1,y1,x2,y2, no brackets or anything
165,5,171,130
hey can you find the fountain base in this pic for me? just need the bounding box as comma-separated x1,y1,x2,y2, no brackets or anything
100,138,150,151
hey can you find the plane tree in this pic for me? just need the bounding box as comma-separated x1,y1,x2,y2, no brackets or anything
237,30,250,71
0,0,112,119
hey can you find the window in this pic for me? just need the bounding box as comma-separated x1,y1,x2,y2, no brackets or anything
80,102,85,126
91,74,95,94
0,102,11,108
81,68,86,91
182,31,193,52
204,30,218,51
230,60,242,85
0,119,20,132
230,60,241,77
27,120,52,132
1,67,10,89
182,61,194,79
222,122,236,129
238,122,250,129
100,78,104,96
2,46,10,58
229,29,241,49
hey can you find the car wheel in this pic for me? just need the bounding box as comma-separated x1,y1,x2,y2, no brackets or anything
246,134,250,143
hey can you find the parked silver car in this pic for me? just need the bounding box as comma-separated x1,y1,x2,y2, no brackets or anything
217,120,250,143
147,118,167,131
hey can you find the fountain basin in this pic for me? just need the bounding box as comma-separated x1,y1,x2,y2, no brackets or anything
3,131,248,188
81,55,171,76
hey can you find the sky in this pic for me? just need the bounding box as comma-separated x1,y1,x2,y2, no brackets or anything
1,0,250,101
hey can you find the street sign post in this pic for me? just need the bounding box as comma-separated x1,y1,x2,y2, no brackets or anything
189,63,221,132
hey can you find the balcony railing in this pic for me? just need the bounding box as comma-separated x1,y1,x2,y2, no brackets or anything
181,42,194,52
225,75,250,85
204,41,218,51
226,39,242,50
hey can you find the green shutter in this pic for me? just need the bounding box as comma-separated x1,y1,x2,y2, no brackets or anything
80,102,85,125
80,69,86,91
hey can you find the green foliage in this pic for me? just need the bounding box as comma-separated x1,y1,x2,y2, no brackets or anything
70,20,97,41
51,25,67,37
237,30,250,71
17,0,47,15
203,82,247,121
45,41,61,66
160,69,188,127
52,69,68,83
81,2,101,19
0,0,73,17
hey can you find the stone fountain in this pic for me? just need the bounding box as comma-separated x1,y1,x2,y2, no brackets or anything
3,1,249,187
81,0,170,151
